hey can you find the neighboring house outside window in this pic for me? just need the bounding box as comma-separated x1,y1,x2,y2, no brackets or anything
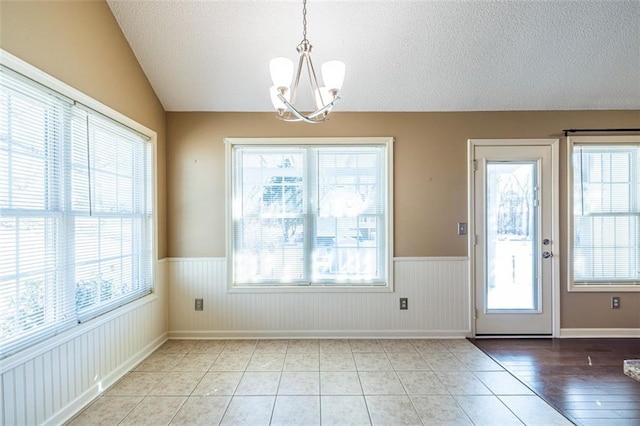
226,137,393,291
569,135,640,291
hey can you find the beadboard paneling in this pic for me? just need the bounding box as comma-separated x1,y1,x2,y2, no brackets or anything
168,257,470,338
0,260,168,426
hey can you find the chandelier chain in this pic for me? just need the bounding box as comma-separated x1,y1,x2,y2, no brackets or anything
302,0,308,42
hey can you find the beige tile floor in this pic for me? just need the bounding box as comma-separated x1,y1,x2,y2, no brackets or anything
68,339,572,425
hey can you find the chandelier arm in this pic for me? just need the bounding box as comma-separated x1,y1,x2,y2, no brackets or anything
276,94,316,123
277,94,340,122
306,97,339,118
304,51,322,104
287,54,305,107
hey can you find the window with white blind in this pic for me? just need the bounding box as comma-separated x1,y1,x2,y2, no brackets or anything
226,138,393,290
569,135,640,291
0,62,154,358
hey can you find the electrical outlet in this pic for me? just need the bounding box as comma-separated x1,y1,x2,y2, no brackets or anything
195,298,204,311
399,298,408,310
611,296,620,309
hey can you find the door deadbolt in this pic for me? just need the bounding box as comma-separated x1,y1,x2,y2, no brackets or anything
542,239,550,245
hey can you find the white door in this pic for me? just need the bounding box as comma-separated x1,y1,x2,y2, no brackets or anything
471,140,559,336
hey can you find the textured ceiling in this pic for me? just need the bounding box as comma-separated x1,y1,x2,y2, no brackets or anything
107,0,640,112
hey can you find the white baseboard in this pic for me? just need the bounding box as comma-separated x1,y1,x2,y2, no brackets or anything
167,330,470,340
560,328,640,338
44,333,168,426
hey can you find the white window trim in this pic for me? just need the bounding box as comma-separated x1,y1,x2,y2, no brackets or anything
567,134,640,292
224,137,394,293
0,49,159,355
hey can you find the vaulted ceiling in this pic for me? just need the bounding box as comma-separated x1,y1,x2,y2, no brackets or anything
107,0,640,113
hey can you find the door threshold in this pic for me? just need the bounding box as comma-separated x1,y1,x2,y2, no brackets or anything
474,334,552,339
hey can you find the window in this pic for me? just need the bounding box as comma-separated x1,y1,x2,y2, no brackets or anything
0,61,154,358
226,138,393,290
569,135,640,291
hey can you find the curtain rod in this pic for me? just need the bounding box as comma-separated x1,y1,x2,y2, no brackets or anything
563,128,640,137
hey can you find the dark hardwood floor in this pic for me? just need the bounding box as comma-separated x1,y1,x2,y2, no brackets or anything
471,338,640,426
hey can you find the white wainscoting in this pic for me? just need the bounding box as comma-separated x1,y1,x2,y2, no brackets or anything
167,257,471,339
0,260,168,426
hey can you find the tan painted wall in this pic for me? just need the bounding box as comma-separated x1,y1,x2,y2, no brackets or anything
0,0,168,258
167,111,640,329
0,0,637,329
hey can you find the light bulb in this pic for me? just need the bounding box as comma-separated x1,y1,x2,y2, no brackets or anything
321,60,345,92
269,57,294,89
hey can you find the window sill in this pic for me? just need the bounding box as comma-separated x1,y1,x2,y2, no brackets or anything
228,284,393,294
569,284,640,293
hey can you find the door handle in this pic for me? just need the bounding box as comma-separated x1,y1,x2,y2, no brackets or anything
542,251,553,259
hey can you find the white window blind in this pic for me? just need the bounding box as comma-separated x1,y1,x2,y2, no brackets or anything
231,141,390,287
572,142,640,285
0,66,75,357
71,108,153,321
0,64,153,358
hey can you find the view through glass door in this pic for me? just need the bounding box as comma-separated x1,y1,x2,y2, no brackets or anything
472,140,558,336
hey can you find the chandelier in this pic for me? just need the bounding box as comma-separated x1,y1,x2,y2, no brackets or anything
269,0,345,123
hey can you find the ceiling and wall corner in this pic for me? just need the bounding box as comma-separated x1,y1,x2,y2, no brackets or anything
107,0,640,113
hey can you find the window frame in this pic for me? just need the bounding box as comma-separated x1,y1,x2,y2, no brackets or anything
567,135,640,292
0,49,158,358
225,137,394,293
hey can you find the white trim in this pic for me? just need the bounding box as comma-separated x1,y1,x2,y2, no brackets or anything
167,256,467,262
44,333,167,426
224,137,394,146
224,137,395,292
0,50,154,139
0,49,156,140
227,285,393,294
393,256,469,262
168,330,469,340
469,138,559,147
387,137,395,292
560,328,640,338
468,139,561,338
565,285,640,292
567,134,640,293
467,141,476,336
567,135,640,144
166,257,221,262
551,139,561,338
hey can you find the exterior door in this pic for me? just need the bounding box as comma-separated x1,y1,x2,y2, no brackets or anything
471,140,558,336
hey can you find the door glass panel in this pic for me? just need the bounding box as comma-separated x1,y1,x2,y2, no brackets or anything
486,161,538,310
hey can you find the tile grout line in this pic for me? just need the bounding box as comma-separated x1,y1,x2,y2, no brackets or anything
469,339,580,425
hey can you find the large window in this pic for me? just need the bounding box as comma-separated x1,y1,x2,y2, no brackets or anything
569,135,640,291
0,61,154,358
227,138,393,290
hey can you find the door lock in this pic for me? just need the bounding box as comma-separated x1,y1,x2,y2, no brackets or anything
542,251,553,259
542,239,550,245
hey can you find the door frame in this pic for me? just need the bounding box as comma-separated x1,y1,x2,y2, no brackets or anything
468,139,561,337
